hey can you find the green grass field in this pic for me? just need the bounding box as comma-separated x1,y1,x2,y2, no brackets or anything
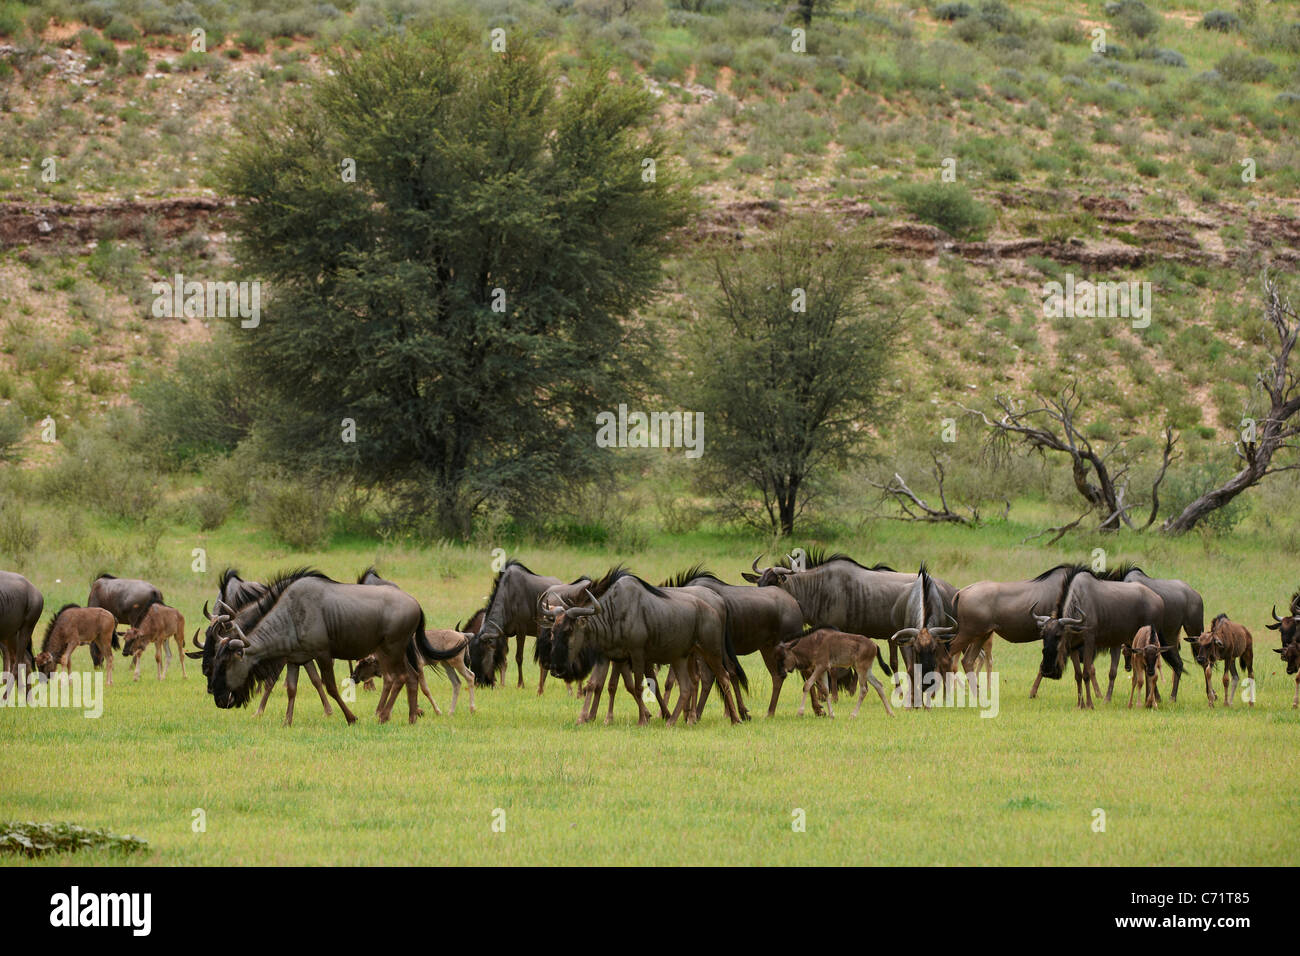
3,514,1297,866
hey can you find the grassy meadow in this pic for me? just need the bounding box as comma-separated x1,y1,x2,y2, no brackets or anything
2,509,1298,866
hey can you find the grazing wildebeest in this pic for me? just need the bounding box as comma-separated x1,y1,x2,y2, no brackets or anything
1265,589,1300,647
1186,614,1254,708
774,627,895,718
34,605,118,685
543,568,747,726
194,569,453,724
744,550,957,675
216,568,336,722
1122,625,1175,709
87,574,163,628
1116,565,1200,702
888,564,957,709
1274,641,1300,709
353,627,476,715
530,575,594,696
659,565,803,719
121,603,187,681
0,570,43,700
477,560,580,691
1034,568,1165,709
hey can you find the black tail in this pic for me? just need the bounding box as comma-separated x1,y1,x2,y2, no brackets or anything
876,645,894,678
90,642,103,667
405,607,428,670
723,613,748,694
415,610,469,664
111,630,120,650
1161,625,1184,675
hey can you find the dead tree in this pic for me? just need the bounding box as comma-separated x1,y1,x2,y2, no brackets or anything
866,451,1006,525
1162,275,1300,533
961,382,1178,533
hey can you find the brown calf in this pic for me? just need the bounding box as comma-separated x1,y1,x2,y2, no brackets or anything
121,603,186,681
1274,641,1300,709
1186,613,1254,708
774,628,895,719
34,605,118,686
1121,626,1175,709
352,628,477,716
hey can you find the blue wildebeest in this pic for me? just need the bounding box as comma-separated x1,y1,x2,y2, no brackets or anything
195,568,463,725
744,550,957,677
478,560,584,692
1122,625,1176,709
34,605,117,686
352,625,478,715
87,573,163,628
888,564,958,708
543,568,748,726
774,627,895,718
949,564,1098,702
1116,565,1200,701
1265,588,1300,647
203,568,335,725
1033,567,1165,709
0,570,42,701
659,565,803,718
1185,614,1254,708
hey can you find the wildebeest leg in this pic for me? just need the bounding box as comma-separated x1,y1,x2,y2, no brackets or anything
515,635,526,689
1293,672,1299,709
888,638,898,676
1244,648,1254,708
284,663,299,727
798,666,824,717
1080,646,1096,710
694,661,715,717
318,662,358,725
900,647,915,709
628,651,652,726
445,664,461,714
537,660,548,697
666,659,693,726
646,666,670,719
1029,667,1044,699
303,661,333,716
581,659,608,724
155,641,165,680
605,664,626,725
697,650,742,725
1069,650,1085,709
458,662,477,714
760,645,785,717
1105,647,1120,703
417,666,439,717
1127,665,1138,709
406,670,420,724
1223,659,1237,708
1204,665,1215,706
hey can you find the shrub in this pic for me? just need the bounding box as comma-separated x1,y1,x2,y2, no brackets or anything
1143,48,1185,68
1106,1,1160,40
1201,11,1240,32
894,182,994,240
191,487,231,531
1135,158,1161,177
0,405,23,461
103,17,140,42
934,2,973,20
0,3,24,38
120,44,147,75
251,477,334,550
1215,52,1276,83
0,501,40,564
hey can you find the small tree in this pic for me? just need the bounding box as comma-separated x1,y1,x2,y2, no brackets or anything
684,217,897,536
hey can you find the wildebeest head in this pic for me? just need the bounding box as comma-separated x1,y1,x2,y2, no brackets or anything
890,623,956,679
540,586,602,681
351,655,381,684
121,627,143,658
33,651,56,674
743,555,796,588
190,598,260,707
466,631,505,687
773,640,804,680
1122,628,1173,678
1033,603,1087,680
1274,641,1300,675
1266,598,1299,646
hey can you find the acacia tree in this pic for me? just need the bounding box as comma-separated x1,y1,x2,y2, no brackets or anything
1162,276,1300,533
219,27,690,535
684,218,896,536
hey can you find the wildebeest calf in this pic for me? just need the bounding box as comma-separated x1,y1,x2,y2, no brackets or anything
1186,613,1254,708
121,603,186,681
1121,626,1174,709
352,628,475,716
34,605,118,686
774,628,895,718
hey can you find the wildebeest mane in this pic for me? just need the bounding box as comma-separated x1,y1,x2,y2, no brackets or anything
483,558,537,614
1211,612,1230,629
92,572,117,582
1291,589,1300,616
659,564,722,589
919,562,933,622
1052,564,1093,616
781,549,895,572
41,604,80,653
590,566,667,599
241,567,335,625
1031,562,1089,583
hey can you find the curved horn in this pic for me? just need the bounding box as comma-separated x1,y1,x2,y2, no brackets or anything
566,588,602,618
890,627,919,645
190,628,204,650
751,555,763,575
1273,604,1283,623
203,601,213,621
215,599,235,616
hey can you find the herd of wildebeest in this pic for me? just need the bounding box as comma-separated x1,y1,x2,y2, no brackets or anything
1,551,1299,724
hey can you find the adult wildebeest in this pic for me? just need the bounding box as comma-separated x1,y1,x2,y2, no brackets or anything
459,606,508,689
477,560,582,692
1186,614,1254,708
949,564,1098,702
1265,589,1300,647
121,603,187,681
543,567,747,726
888,564,957,709
213,568,335,722
1274,640,1300,708
353,626,476,716
0,570,43,701
1116,565,1200,701
659,566,803,718
774,627,895,718
194,568,458,725
1122,625,1175,709
1033,568,1164,709
87,574,163,628
34,605,118,686
744,550,957,674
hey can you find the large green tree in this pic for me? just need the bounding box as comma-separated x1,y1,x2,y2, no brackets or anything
219,26,691,535
684,217,897,536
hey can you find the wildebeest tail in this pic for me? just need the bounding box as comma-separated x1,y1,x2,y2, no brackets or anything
111,630,120,650
415,610,469,664
90,642,103,667
723,613,748,693
405,606,428,670
875,645,894,678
